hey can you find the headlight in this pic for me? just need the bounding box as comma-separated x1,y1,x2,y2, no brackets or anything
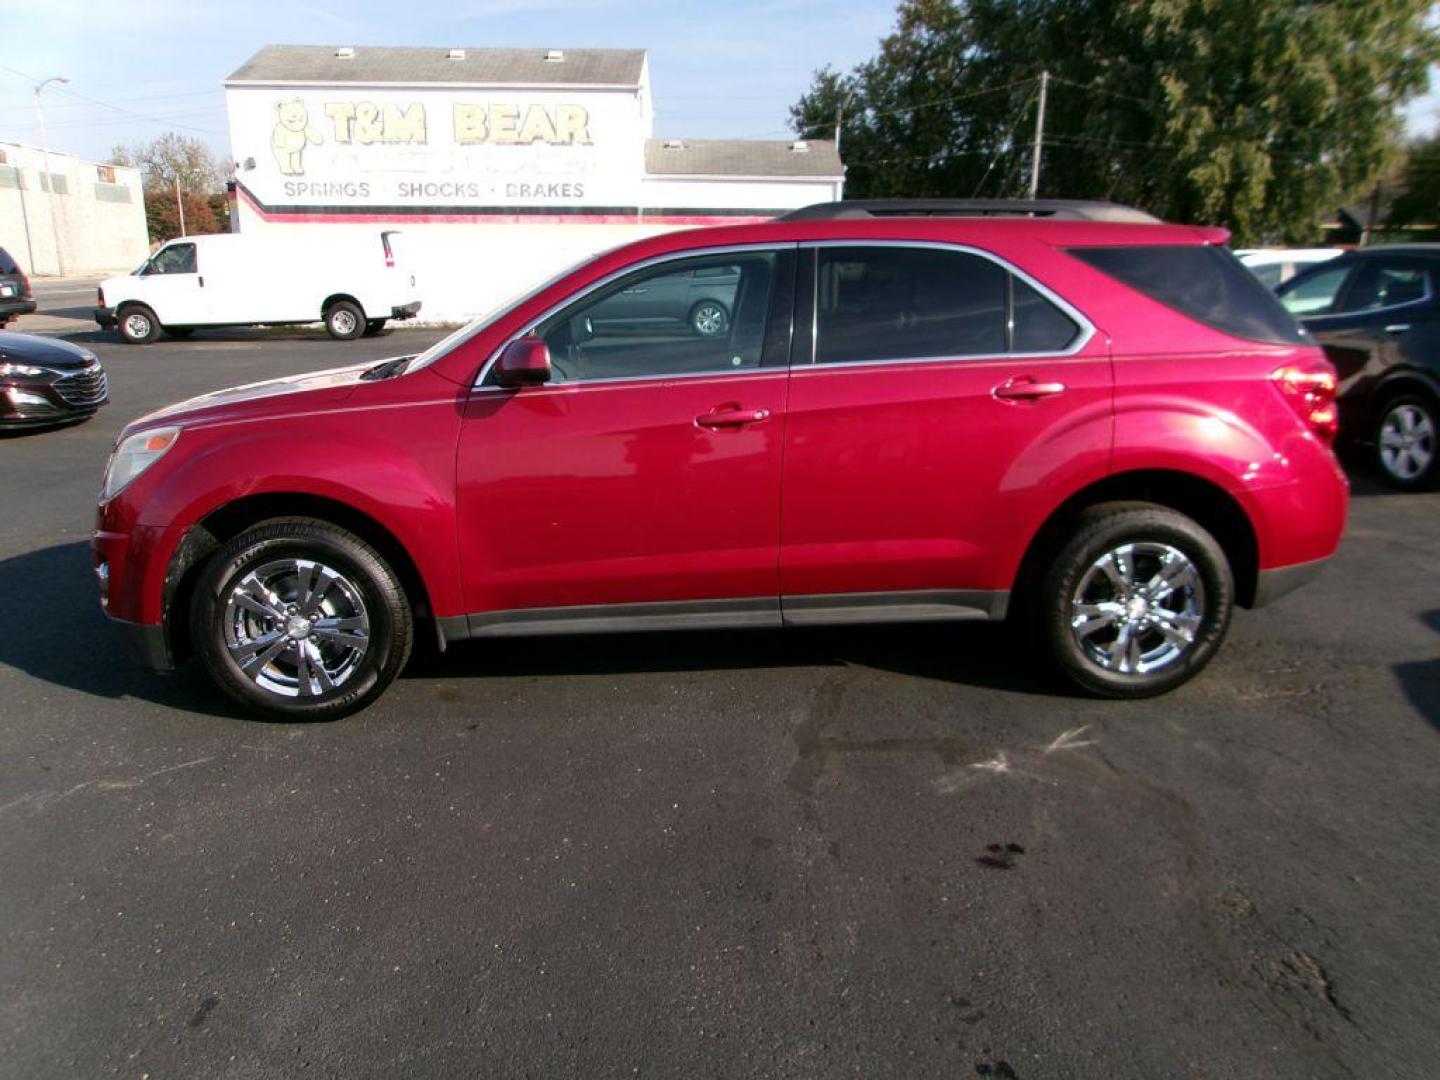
0,362,46,378
103,427,181,500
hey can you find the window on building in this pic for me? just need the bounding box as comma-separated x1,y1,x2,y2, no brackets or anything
97,164,117,184
39,172,69,196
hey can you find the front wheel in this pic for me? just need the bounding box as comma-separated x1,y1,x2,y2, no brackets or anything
324,300,365,341
117,304,161,344
1039,503,1233,698
190,518,413,720
1374,394,1438,491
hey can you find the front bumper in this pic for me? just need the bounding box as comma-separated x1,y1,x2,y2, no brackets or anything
94,306,117,329
1,371,109,427
105,613,176,671
391,301,422,321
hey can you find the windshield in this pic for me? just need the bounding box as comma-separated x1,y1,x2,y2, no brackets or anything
406,249,615,374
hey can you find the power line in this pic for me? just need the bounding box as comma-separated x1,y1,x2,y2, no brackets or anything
0,62,227,137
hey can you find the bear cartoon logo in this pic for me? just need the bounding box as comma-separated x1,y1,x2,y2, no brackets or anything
271,99,322,176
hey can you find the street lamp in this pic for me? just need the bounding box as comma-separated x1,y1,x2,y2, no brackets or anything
34,75,69,276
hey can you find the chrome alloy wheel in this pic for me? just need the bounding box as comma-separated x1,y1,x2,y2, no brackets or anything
1378,403,1435,482
124,312,152,338
1068,542,1206,676
223,558,370,697
329,308,358,336
692,302,727,336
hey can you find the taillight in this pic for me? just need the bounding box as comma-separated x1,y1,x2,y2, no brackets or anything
1271,363,1338,443
20,273,30,295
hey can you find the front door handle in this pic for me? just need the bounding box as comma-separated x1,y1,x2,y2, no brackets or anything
1385,323,1411,335
696,406,771,429
993,376,1068,401
198,276,205,287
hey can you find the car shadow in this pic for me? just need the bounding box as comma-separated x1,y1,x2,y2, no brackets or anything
0,541,244,718
0,541,1065,721
1394,609,1440,734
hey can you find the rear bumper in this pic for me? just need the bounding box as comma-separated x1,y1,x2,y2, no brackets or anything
105,613,175,671
1251,556,1329,608
391,301,422,321
0,298,37,320
94,306,117,329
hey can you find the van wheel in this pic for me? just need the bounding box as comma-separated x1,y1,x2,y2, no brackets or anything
363,318,387,337
117,304,161,344
324,300,365,341
689,300,729,337
190,518,413,721
1039,503,1233,698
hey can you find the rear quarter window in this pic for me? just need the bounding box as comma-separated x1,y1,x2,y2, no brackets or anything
1070,244,1310,345
0,247,19,275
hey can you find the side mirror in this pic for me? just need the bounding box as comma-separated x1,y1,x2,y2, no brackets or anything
495,336,552,388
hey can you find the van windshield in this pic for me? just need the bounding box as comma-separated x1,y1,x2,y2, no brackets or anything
406,249,615,375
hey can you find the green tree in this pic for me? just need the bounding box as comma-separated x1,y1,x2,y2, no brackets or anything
1388,135,1440,230
110,133,227,244
791,0,1439,244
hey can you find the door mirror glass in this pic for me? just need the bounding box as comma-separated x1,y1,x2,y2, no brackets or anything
495,337,552,388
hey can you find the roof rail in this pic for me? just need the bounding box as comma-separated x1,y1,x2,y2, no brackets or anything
777,199,1160,224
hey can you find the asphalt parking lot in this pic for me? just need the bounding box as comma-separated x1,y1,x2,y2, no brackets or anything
2,319,1439,1079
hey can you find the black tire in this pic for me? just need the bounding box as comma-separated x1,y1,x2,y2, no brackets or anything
362,318,388,337
166,327,193,340
117,304,161,344
324,300,366,341
190,518,413,720
1372,392,1439,491
689,299,729,337
1038,502,1233,698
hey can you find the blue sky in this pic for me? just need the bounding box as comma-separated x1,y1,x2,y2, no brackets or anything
0,0,896,163
1,0,1435,166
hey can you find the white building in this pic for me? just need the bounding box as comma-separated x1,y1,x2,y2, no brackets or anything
224,45,844,322
0,142,149,276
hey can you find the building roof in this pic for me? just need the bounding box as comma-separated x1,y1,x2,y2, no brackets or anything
645,139,843,180
227,45,647,87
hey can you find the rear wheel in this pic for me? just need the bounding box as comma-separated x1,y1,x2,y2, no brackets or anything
1039,503,1233,698
190,518,413,720
324,300,365,341
117,304,161,344
363,318,388,337
1373,394,1438,491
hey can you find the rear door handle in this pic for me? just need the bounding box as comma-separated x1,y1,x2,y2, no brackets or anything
696,407,771,429
993,377,1068,401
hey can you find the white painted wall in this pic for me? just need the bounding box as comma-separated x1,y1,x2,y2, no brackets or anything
0,143,149,276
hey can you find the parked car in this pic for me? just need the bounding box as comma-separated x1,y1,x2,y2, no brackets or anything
584,264,740,337
94,230,421,344
1,331,108,427
0,246,38,328
94,198,1347,720
1276,244,1440,489
1236,247,1345,290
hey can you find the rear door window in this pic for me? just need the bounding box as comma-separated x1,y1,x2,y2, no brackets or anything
1072,244,1310,344
1011,276,1080,352
1337,261,1430,313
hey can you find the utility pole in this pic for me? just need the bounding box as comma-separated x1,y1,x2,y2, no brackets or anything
14,151,37,276
835,88,854,157
175,175,187,237
1028,70,1049,200
33,76,69,276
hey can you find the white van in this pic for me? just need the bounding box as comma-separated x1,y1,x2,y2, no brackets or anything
96,231,421,344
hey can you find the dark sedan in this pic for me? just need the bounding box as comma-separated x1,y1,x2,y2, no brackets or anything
0,331,108,428
1278,245,1440,489
0,246,38,328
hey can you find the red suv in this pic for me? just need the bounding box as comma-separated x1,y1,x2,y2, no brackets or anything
94,200,1348,720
